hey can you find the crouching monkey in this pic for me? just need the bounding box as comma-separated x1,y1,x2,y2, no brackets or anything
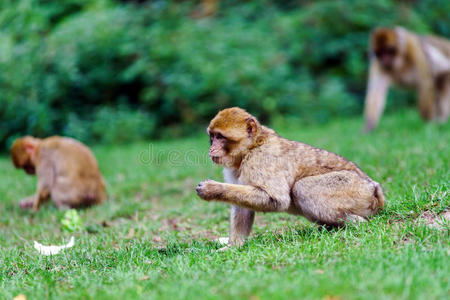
196,107,385,246
11,136,107,210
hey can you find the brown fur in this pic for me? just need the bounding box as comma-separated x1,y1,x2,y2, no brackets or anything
197,107,385,246
364,27,450,131
11,136,107,210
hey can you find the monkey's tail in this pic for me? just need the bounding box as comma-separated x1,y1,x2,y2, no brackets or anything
374,183,386,209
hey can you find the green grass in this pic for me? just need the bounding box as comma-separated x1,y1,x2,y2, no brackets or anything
0,109,448,300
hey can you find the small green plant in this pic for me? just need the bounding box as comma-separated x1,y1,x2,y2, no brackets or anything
61,209,83,232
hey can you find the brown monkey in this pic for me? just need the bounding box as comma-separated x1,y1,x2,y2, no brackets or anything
196,107,385,246
192,0,218,18
364,26,450,131
11,136,107,210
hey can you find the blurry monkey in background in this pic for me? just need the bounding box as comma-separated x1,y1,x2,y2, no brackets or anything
364,27,450,131
192,0,218,18
11,136,107,211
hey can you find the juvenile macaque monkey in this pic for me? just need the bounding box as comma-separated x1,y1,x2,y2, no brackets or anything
11,136,107,210
364,26,450,131
196,108,385,246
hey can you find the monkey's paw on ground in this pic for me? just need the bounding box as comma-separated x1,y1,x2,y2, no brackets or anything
19,197,35,209
34,236,75,255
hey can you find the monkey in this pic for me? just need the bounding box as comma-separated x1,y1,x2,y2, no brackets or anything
11,136,107,211
196,107,385,246
364,26,450,131
192,0,218,18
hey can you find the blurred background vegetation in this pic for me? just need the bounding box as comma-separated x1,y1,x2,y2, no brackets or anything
0,0,448,149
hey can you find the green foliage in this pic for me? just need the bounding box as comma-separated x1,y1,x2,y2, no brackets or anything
90,106,156,144
0,0,448,148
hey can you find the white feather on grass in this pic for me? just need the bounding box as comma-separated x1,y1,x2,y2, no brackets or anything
34,236,75,255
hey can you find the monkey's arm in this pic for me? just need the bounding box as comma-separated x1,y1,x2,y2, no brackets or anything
364,60,391,131
31,182,52,211
31,158,54,211
196,180,290,212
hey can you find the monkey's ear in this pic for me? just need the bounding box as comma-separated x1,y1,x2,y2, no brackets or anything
246,117,257,137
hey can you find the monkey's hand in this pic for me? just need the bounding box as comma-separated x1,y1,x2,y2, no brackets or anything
20,196,35,210
364,120,375,133
196,180,223,201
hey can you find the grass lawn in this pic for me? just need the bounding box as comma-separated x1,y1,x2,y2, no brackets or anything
0,109,448,300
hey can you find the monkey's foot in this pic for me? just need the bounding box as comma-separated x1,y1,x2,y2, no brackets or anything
363,122,375,133
346,214,367,223
215,237,229,245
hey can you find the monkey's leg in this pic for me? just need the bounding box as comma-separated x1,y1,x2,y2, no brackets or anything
436,73,450,122
51,185,80,209
292,171,381,226
196,180,290,212
32,193,50,211
32,160,53,211
229,205,255,246
31,186,51,211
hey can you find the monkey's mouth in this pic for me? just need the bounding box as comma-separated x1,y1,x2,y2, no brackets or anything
211,156,221,164
24,165,36,175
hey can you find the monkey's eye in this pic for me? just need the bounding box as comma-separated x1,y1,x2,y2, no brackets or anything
216,133,225,140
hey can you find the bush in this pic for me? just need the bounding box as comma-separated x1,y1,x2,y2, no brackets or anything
0,0,447,149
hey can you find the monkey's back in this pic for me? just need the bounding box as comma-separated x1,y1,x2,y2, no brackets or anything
422,35,450,58
293,141,366,178
38,136,107,206
247,130,368,181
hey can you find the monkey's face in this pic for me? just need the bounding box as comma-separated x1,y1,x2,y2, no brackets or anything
208,130,240,168
11,137,37,175
207,107,259,169
375,45,398,71
11,149,36,175
372,29,403,72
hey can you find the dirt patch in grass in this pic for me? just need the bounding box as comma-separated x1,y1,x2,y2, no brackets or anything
419,209,449,229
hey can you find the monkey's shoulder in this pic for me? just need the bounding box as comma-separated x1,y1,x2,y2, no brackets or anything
247,136,338,160
40,137,94,158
